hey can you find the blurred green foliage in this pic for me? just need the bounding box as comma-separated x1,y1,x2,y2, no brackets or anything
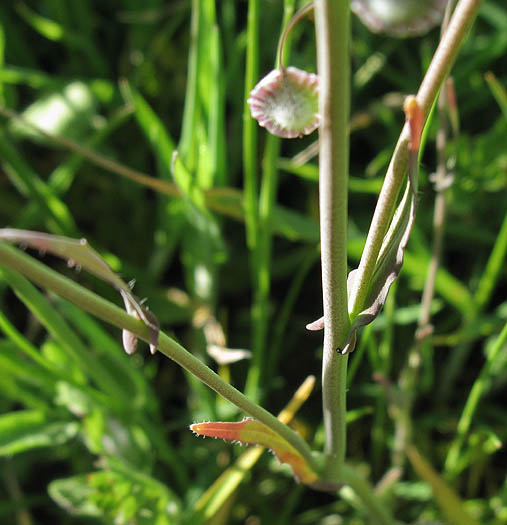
0,1,506,523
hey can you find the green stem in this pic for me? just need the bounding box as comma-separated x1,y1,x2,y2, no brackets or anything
445,320,507,476
243,0,259,251
314,0,350,481
0,242,319,475
348,0,483,319
341,464,395,525
393,28,454,467
245,134,280,399
245,0,295,400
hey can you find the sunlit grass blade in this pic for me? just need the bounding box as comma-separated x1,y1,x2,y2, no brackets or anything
484,71,507,120
0,265,128,408
242,0,260,251
0,340,56,408
444,320,507,476
47,106,133,195
407,445,480,525
472,211,507,313
0,409,79,456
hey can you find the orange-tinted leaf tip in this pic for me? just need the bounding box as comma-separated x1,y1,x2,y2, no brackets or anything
404,95,423,151
190,420,251,441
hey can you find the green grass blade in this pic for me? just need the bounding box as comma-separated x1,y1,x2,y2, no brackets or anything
408,446,479,525
242,0,260,250
484,71,507,119
473,211,507,312
0,265,127,407
0,409,79,456
445,320,507,476
0,128,77,235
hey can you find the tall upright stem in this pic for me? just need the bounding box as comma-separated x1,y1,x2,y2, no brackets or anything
314,0,351,480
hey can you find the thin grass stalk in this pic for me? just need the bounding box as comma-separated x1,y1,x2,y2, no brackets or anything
245,0,296,400
243,0,260,252
445,320,507,476
393,69,452,469
245,134,280,399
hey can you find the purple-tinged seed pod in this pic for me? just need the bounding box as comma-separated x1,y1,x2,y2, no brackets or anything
248,66,320,139
352,0,448,38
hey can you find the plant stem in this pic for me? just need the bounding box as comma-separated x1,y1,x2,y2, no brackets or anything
314,0,350,481
393,69,452,469
348,0,483,319
243,0,260,251
245,0,295,400
245,133,279,399
0,242,319,475
341,464,394,525
444,320,507,476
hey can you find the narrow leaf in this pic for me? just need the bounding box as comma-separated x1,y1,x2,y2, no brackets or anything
0,409,79,455
336,97,423,354
407,445,480,525
190,418,319,485
0,229,159,354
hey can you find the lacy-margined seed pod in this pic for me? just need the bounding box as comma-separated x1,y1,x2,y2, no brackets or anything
351,0,448,38
248,66,319,139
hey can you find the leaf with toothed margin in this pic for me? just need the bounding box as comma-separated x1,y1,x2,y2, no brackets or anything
307,97,423,355
190,418,320,485
0,229,159,355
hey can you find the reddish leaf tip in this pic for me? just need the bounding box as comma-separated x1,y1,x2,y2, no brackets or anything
404,95,423,151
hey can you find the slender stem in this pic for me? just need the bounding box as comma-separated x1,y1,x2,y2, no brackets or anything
245,0,295,400
0,242,319,474
243,0,260,251
314,0,350,481
341,464,395,525
245,134,279,399
393,70,452,469
348,0,483,318
445,320,507,476
276,2,314,69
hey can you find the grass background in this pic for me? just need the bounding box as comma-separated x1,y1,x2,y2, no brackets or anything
0,0,506,523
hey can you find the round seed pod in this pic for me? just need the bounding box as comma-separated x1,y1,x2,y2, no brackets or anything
351,0,448,38
248,66,320,139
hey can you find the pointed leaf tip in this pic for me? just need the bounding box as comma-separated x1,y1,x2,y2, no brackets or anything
190,419,319,485
0,229,159,355
404,95,424,152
